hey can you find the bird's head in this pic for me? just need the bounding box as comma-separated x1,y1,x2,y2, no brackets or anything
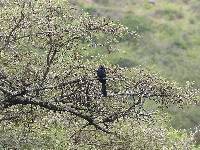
99,65,104,69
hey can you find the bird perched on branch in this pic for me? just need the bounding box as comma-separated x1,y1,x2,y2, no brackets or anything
97,65,107,97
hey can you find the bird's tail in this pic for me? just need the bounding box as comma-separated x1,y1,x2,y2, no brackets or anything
101,83,107,97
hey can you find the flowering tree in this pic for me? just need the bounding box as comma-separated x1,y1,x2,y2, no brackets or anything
0,1,199,145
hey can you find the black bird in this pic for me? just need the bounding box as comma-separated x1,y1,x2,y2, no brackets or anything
97,65,107,97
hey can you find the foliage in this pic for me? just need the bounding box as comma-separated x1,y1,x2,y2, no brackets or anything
0,113,195,149
0,0,199,149
76,0,200,132
78,0,200,87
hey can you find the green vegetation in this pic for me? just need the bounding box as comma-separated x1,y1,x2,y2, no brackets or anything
77,0,200,132
78,0,200,87
0,0,200,149
0,114,194,149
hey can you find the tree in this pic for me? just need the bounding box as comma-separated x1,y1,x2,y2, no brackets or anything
0,0,199,148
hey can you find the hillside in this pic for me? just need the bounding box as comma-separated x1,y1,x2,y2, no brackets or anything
73,0,200,130
0,1,200,148
76,0,200,87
